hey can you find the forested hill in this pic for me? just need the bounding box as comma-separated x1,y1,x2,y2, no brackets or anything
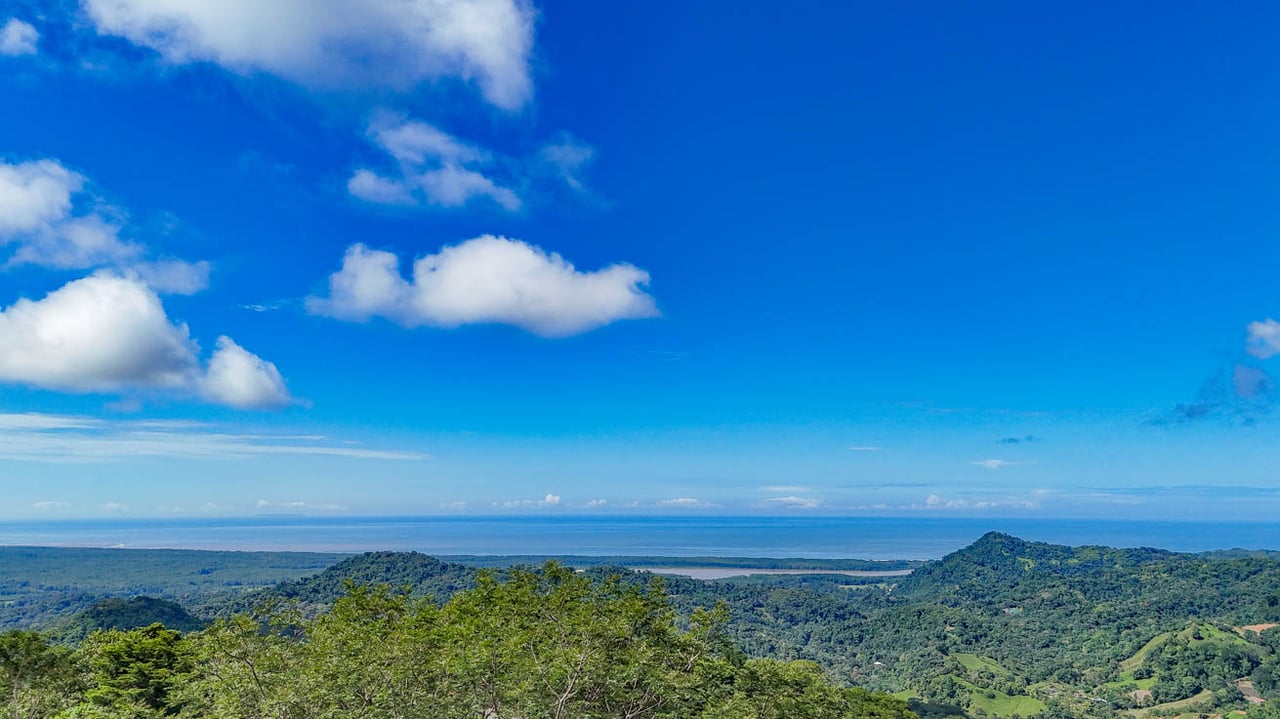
894,530,1280,622
4,535,1280,719
178,533,1280,719
54,596,205,643
212,550,476,615
896,531,1178,592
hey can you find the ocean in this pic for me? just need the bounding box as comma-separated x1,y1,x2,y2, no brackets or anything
0,516,1277,559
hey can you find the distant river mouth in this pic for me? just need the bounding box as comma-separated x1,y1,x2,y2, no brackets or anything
632,567,914,580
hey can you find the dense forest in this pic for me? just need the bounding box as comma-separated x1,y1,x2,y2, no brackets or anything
0,564,911,719
4,533,1280,719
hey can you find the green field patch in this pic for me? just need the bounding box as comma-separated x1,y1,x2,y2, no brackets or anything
1121,631,1174,673
968,689,1046,716
1124,689,1215,718
953,676,1045,717
954,653,1011,676
1104,676,1157,691
1119,622,1248,674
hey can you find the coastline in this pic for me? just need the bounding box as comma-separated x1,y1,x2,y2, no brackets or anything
1,516,1279,558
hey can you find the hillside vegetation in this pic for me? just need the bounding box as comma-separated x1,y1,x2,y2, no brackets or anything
0,564,912,719
3,533,1280,719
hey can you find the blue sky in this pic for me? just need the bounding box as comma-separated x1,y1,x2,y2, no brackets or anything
1,1,1279,520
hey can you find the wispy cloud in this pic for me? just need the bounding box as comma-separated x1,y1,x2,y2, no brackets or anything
916,493,1040,511
0,413,426,463
497,493,562,508
656,497,713,508
764,495,821,509
761,485,808,493
971,459,1018,470
848,445,880,452
1149,363,1275,426
1246,319,1280,359
255,499,347,511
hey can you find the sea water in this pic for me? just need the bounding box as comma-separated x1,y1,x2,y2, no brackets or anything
0,516,1277,558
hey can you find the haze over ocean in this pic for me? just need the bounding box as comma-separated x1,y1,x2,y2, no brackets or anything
0,516,1277,559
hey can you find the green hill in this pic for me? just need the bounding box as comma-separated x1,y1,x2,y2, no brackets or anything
55,596,205,643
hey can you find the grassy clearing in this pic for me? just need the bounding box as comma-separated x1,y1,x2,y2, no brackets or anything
1121,631,1173,673
1104,676,1157,691
968,689,1046,716
954,653,1011,675
953,677,1045,717
1124,689,1215,718
1120,621,1251,673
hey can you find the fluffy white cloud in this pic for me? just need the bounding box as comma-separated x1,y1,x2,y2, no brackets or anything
1246,319,1280,359
0,272,198,391
349,117,520,210
0,159,211,292
0,159,141,269
308,236,658,337
202,336,292,409
0,273,290,408
82,0,535,109
0,18,38,56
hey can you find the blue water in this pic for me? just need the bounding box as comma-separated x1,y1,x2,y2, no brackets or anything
0,516,1277,559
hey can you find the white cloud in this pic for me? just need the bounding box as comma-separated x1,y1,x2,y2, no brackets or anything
0,159,210,292
202,336,293,410
347,169,416,206
917,493,1040,511
499,493,561,508
371,117,483,165
255,499,346,511
101,501,129,512
0,272,198,392
1246,319,1280,359
0,18,38,56
308,236,658,337
848,445,880,452
972,459,1016,470
350,117,520,211
765,495,821,509
0,273,290,409
0,413,102,430
656,497,711,508
0,413,427,462
417,165,520,210
32,500,70,510
0,159,140,270
585,498,607,508
131,259,211,295
82,0,535,110
761,485,808,493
